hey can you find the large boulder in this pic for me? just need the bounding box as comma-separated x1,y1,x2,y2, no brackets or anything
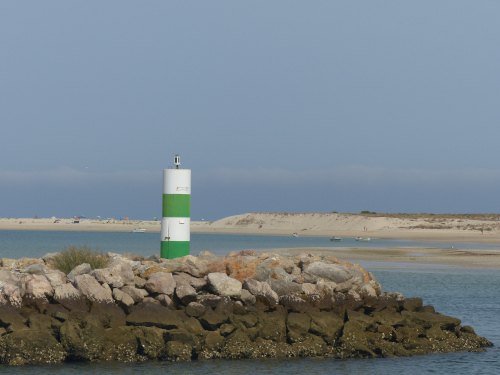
303,262,361,284
131,326,167,359
91,269,125,289
0,329,66,365
22,275,53,311
174,277,197,305
207,273,242,298
106,258,135,285
53,283,88,312
242,278,279,307
0,281,22,309
0,270,20,285
100,326,139,361
145,272,176,295
179,255,209,278
73,274,114,304
0,303,28,333
121,285,149,303
126,302,183,329
59,314,105,361
67,263,92,281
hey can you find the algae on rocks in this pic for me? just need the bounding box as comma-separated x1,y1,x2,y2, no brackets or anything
0,250,493,365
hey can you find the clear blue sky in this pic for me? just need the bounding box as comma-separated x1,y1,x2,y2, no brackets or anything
2,2,499,220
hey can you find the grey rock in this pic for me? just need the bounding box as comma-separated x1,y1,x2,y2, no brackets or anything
45,271,68,289
145,272,176,295
73,274,114,303
207,273,242,297
239,289,256,306
53,283,88,312
173,272,207,291
174,277,197,305
134,276,146,288
156,294,175,308
24,274,53,299
185,302,206,317
145,254,161,262
357,283,378,299
179,255,209,277
0,270,20,285
121,285,149,303
303,262,357,283
197,251,218,261
113,288,135,308
242,278,279,307
67,263,91,281
0,281,22,309
23,263,47,275
106,258,135,284
41,252,60,264
269,279,302,297
91,268,125,288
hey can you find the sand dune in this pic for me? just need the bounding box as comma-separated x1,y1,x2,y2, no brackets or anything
191,212,500,244
2,212,500,244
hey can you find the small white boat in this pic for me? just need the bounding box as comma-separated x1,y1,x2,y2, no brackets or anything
330,237,342,242
355,237,371,242
292,232,298,237
132,228,146,233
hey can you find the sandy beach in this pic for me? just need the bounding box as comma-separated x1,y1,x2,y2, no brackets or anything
190,212,500,244
2,213,500,268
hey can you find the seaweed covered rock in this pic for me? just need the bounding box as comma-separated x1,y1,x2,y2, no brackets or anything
0,251,493,365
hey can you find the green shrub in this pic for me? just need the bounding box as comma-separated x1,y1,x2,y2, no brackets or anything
51,245,109,274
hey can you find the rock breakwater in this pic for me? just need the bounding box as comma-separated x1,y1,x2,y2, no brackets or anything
0,250,493,365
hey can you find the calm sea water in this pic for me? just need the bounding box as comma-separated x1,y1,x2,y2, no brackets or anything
1,230,499,260
0,231,498,374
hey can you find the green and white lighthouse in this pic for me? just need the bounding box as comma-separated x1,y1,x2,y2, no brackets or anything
161,155,191,259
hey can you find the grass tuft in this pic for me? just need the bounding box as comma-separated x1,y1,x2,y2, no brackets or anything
51,245,109,274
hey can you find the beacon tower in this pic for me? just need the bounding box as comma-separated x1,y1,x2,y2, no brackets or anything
161,155,191,259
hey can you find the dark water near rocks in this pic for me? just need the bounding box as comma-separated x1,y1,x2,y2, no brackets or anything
0,231,498,374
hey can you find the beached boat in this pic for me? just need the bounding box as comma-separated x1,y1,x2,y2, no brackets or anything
355,237,371,241
330,237,342,242
132,228,146,233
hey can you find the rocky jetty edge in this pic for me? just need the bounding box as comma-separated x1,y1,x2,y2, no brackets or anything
0,250,493,365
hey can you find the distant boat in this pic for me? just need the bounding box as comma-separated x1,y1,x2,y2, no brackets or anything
355,237,371,242
330,237,342,242
292,232,298,237
132,228,146,233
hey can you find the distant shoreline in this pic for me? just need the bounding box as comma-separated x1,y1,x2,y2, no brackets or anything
1,214,500,268
2,212,500,244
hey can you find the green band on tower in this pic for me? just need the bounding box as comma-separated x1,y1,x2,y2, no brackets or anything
161,162,191,260
161,241,190,260
162,194,191,218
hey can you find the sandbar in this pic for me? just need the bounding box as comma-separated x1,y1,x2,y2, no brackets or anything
2,213,500,268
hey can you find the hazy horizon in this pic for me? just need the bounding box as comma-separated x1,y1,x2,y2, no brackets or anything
2,2,499,221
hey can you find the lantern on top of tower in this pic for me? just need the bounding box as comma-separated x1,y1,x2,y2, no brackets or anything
174,154,181,169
